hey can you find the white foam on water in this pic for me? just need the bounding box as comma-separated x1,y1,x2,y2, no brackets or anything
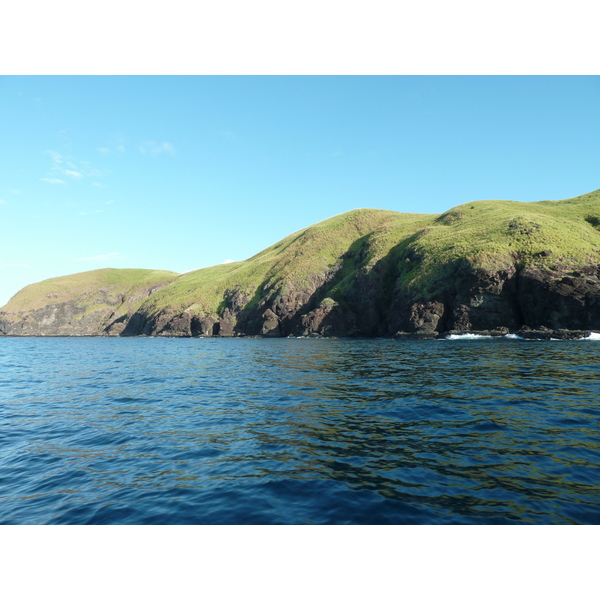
503,333,523,339
445,333,492,340
582,332,600,340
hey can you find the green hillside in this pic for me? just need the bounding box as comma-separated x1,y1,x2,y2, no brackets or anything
392,189,600,298
2,188,600,337
1,268,179,335
3,268,178,313
133,208,431,318
134,189,600,320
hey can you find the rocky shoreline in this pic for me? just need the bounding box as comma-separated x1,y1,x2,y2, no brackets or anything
3,192,600,339
1,328,599,341
3,263,600,340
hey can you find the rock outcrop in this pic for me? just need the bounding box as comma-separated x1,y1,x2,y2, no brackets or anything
3,190,600,339
111,260,600,339
0,269,178,336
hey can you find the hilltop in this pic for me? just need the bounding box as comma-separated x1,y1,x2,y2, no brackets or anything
2,189,600,338
0,269,178,336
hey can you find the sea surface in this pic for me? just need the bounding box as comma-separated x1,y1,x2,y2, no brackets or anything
1,335,599,525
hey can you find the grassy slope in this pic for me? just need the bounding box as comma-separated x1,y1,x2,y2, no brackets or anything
1,268,179,321
137,189,600,318
400,188,600,297
3,189,600,325
135,209,432,318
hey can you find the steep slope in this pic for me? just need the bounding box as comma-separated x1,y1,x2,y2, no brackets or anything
122,208,432,336
0,268,179,336
2,189,600,338
123,188,600,337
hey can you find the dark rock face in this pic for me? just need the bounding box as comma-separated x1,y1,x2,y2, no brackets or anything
443,264,522,333
517,266,600,329
0,297,117,336
4,259,600,339
261,309,281,336
142,260,600,338
0,281,173,337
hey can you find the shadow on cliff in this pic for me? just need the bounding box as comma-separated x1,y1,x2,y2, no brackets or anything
229,234,377,337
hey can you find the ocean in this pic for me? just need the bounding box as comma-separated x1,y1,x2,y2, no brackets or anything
1,335,599,524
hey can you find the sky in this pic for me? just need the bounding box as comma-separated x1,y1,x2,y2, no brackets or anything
1,75,599,307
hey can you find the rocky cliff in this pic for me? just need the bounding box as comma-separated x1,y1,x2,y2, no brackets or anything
2,189,600,338
0,269,178,336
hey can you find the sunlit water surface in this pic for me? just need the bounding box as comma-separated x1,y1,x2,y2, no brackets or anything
1,336,599,524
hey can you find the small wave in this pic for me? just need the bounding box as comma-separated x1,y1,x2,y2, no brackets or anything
582,332,600,341
445,334,492,340
503,334,524,340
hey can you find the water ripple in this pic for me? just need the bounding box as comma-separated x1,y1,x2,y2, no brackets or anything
1,337,599,524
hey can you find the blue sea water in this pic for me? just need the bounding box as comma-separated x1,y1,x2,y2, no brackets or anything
1,336,599,525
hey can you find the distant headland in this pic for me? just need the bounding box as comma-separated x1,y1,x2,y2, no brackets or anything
3,189,600,339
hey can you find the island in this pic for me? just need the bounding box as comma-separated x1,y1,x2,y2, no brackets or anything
2,189,600,340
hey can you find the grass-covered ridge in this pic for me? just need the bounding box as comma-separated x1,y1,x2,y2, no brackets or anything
397,189,600,297
135,208,432,318
134,189,600,319
3,188,600,335
2,268,179,320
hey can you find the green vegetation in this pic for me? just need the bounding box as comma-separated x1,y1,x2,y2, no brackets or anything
127,188,600,321
3,189,600,329
396,190,600,297
136,208,431,319
2,268,178,320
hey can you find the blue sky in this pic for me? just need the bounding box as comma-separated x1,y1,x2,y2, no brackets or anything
1,75,599,307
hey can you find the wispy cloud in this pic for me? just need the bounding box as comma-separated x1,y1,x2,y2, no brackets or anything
0,199,6,205
43,150,102,183
75,252,124,262
222,259,236,264
9,189,22,194
0,259,31,270
45,150,64,164
139,141,175,155
97,144,125,155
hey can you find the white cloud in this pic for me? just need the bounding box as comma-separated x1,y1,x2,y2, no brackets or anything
75,252,123,262
139,141,175,155
92,182,102,188
45,150,64,164
222,259,236,264
44,150,102,182
97,144,125,155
